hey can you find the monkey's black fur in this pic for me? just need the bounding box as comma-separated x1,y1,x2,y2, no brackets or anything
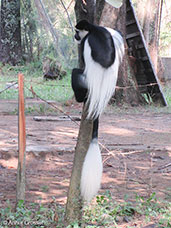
76,20,115,68
71,68,87,103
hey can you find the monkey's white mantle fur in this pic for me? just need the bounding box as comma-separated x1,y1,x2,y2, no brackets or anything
84,28,124,120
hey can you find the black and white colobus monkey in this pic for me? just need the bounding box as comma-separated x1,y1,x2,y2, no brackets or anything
71,20,124,202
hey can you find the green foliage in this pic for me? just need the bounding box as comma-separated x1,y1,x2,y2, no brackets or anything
66,222,80,228
21,0,38,62
1,0,20,40
83,192,171,228
0,63,73,102
19,0,77,69
0,0,21,64
163,82,171,107
0,193,171,228
41,185,49,193
160,22,171,56
0,199,64,228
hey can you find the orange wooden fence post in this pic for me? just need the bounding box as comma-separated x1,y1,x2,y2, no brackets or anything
16,73,26,203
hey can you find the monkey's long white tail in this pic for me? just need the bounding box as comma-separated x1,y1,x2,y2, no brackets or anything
84,29,124,120
81,139,103,202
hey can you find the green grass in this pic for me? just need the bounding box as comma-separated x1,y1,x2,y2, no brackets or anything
0,193,170,228
163,82,171,107
0,199,63,228
0,63,73,102
0,64,171,114
82,192,171,228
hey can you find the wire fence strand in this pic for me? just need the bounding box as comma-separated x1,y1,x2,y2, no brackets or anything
0,77,163,158
0,78,159,93
0,82,18,94
25,85,80,126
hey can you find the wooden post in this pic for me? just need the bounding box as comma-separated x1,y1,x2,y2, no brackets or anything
65,105,93,225
16,73,26,204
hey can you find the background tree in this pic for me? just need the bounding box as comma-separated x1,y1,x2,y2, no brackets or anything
0,0,22,65
133,0,164,79
101,1,148,105
75,0,145,105
159,0,171,57
21,0,37,62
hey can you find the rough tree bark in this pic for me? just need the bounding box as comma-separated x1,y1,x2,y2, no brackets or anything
65,106,93,225
74,0,96,68
21,0,35,62
34,0,59,54
100,0,145,105
74,0,95,23
0,0,22,65
135,0,164,79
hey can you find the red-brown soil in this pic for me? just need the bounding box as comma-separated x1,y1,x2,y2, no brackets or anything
0,101,171,219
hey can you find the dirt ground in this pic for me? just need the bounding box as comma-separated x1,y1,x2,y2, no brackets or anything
0,100,171,214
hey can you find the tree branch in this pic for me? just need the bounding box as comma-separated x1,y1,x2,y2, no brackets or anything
59,0,74,34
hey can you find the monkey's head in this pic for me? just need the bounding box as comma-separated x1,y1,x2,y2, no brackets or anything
74,20,90,44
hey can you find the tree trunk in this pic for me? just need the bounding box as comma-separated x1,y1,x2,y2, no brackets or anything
74,0,96,68
95,0,105,24
135,0,164,79
34,0,59,54
65,105,93,225
100,1,145,105
21,0,35,62
0,0,21,65
74,0,95,24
